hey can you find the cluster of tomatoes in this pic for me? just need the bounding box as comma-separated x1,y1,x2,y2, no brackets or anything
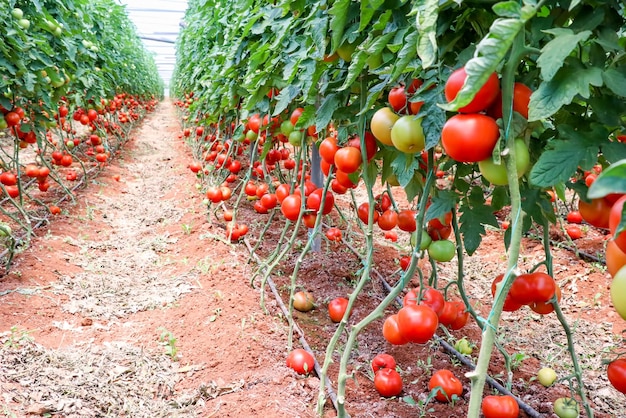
382,286,469,347
492,271,560,314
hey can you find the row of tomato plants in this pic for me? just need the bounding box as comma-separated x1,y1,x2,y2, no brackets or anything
172,1,626,417
0,0,163,269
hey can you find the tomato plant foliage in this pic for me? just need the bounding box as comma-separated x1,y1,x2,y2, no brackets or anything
172,0,626,416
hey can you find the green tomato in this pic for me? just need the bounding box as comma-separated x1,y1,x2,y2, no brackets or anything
336,42,357,62
410,230,432,250
66,140,75,150
11,8,24,19
454,337,473,355
611,265,626,321
427,240,455,262
478,139,530,185
54,26,63,37
280,120,294,136
0,118,8,130
0,223,12,237
18,19,31,30
245,129,258,142
288,130,303,147
390,115,425,154
553,397,579,418
537,367,557,387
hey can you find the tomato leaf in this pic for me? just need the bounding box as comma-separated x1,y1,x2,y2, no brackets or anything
294,105,317,130
419,86,446,151
390,29,418,81
528,63,603,121
340,50,368,91
273,84,301,116
492,1,522,18
404,172,424,203
414,0,439,69
536,29,592,82
329,0,351,52
588,159,626,199
359,0,385,32
316,94,341,132
390,152,420,187
602,68,626,97
601,142,626,164
425,191,457,222
459,190,499,255
529,125,603,188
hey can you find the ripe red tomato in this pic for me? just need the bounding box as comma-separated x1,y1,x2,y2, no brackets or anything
578,197,611,229
302,213,317,228
4,111,21,127
449,300,469,330
608,358,626,394
529,284,562,315
607,240,626,278
347,133,378,162
319,136,339,164
437,301,459,326
374,368,403,397
286,348,315,375
427,214,452,241
260,193,278,210
388,86,408,113
290,108,304,126
325,227,342,242
49,205,61,215
397,209,416,232
566,211,583,224
397,305,439,343
491,274,523,312
428,369,463,402
328,297,350,323
509,272,556,305
399,255,411,271
281,194,302,221
566,225,583,240
374,193,392,213
335,169,358,188
206,186,222,203
248,113,261,133
331,179,347,195
306,188,334,215
377,209,398,231
441,114,500,162
444,67,500,113
384,230,398,242
358,202,378,225
382,314,408,345
371,353,396,374
275,183,290,203
0,172,17,186
334,146,362,174
609,195,626,254
403,287,444,317
244,182,257,197
482,395,520,418
488,82,532,120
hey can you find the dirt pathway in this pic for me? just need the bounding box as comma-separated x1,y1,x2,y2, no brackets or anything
0,100,318,418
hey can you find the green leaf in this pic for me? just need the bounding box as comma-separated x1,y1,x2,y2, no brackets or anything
390,152,420,187
414,0,439,69
340,50,368,91
441,17,526,112
537,29,592,82
603,68,626,97
492,1,522,18
316,94,341,132
390,30,418,81
329,0,350,52
272,84,301,116
529,125,603,187
602,142,626,164
425,191,457,222
588,159,626,199
404,172,424,202
459,201,499,255
359,0,385,32
528,64,603,121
